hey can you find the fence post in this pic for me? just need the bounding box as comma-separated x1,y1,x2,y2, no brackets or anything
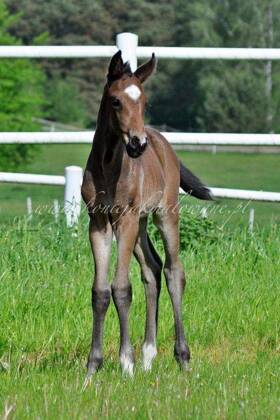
201,207,208,218
116,32,138,71
53,199,59,223
249,208,255,232
64,166,83,227
27,196,32,220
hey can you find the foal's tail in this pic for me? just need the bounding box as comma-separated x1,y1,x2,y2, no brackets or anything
180,161,213,200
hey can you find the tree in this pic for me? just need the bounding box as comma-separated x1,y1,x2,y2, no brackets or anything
172,0,280,133
5,0,280,133
0,0,45,171
6,0,177,127
46,77,87,126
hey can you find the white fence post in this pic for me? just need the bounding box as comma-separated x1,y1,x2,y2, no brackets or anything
27,197,32,219
53,199,59,223
249,208,255,232
116,32,138,71
201,207,208,218
64,166,83,227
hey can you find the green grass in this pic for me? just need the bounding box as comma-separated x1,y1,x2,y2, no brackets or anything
0,146,280,227
0,218,279,418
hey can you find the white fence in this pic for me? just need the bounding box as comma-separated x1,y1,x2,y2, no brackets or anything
1,131,280,146
1,32,280,225
2,169,280,204
2,44,280,61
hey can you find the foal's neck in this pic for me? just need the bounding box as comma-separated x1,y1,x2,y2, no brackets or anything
93,90,124,168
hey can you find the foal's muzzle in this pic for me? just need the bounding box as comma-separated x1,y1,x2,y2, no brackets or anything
126,136,147,158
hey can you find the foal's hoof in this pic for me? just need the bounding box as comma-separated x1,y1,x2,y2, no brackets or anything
120,351,134,376
82,373,93,391
174,346,191,371
142,343,157,372
82,357,103,390
180,360,192,372
82,368,98,391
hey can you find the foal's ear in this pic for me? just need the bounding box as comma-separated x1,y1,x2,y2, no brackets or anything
134,53,157,83
107,50,124,83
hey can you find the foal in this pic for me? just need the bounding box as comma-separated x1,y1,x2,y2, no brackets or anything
82,51,211,380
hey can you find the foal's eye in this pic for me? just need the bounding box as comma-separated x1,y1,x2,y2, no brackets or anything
112,97,121,109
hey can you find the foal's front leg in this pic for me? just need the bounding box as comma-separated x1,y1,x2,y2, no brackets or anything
112,213,139,376
85,214,112,383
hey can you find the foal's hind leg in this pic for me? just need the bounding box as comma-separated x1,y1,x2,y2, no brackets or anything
134,217,162,371
154,211,190,369
85,214,112,383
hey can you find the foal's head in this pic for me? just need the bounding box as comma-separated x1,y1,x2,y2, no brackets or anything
105,50,156,158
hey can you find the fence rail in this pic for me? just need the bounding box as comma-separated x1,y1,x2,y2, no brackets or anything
2,45,280,61
1,131,280,146
208,188,280,202
1,171,280,203
0,171,65,185
0,45,117,58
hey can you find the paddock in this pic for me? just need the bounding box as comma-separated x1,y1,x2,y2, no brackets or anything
1,32,280,419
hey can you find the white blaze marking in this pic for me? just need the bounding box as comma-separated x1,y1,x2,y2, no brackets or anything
142,343,157,371
124,84,141,101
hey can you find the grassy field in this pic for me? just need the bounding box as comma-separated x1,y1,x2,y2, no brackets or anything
0,217,279,418
0,145,279,227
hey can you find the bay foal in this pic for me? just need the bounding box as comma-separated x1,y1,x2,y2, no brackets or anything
82,51,211,380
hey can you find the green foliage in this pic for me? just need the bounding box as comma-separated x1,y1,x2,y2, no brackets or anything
179,207,218,250
46,77,87,126
148,206,218,252
196,62,269,132
0,0,45,171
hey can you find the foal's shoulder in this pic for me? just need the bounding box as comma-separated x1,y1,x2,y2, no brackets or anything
145,126,169,145
145,126,178,163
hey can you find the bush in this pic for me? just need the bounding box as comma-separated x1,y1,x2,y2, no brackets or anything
148,206,218,253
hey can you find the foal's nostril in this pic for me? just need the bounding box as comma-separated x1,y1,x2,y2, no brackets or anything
126,134,147,158
130,136,139,148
